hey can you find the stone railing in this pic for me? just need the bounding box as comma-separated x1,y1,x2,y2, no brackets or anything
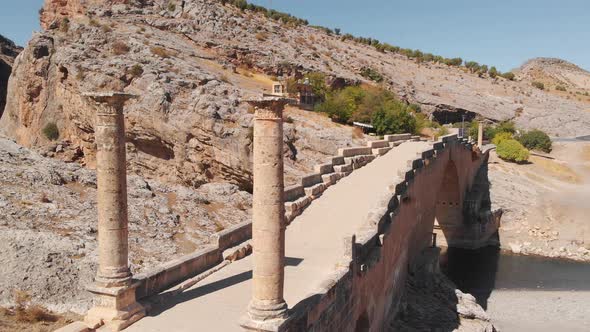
279,134,489,331
132,134,414,301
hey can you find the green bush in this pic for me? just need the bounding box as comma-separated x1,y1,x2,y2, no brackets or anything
488,66,499,78
501,72,515,80
496,139,529,163
42,123,59,141
359,67,384,83
517,129,552,153
532,81,545,90
492,132,513,145
372,107,416,135
555,85,566,92
306,72,328,100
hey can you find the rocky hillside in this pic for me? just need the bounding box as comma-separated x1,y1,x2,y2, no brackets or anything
0,34,22,118
0,135,251,313
1,0,590,191
516,57,590,103
517,57,590,90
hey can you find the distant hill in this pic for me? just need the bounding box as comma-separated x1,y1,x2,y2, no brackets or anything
516,58,590,98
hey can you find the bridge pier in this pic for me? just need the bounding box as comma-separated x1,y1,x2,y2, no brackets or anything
82,92,145,331
241,98,290,331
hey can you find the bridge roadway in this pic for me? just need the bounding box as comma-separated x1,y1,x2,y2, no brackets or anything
127,141,430,331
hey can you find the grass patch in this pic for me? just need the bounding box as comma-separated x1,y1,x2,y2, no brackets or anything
530,156,581,184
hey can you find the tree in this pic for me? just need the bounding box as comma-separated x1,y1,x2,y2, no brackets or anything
488,66,499,78
501,72,515,80
517,129,552,153
496,139,529,163
306,72,328,100
372,106,417,135
334,28,341,35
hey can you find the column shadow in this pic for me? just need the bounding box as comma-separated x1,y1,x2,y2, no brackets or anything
144,256,304,317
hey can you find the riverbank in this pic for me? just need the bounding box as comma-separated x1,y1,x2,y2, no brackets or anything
489,141,590,261
441,246,590,332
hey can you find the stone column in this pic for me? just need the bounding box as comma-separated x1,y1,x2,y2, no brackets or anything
83,92,145,331
477,121,484,148
241,97,291,331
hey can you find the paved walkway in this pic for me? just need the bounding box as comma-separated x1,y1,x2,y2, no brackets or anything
127,141,429,331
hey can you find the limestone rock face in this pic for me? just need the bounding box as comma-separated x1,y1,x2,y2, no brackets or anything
0,34,22,119
40,0,87,29
3,0,589,192
0,137,252,312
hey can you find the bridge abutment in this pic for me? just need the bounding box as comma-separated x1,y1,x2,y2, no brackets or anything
82,92,145,331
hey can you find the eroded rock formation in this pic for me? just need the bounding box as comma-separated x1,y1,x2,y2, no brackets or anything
0,34,22,119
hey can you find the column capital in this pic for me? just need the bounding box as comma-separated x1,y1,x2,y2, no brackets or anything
244,96,295,120
83,91,137,114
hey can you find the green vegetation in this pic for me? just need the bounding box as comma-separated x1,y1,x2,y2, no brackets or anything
532,81,545,90
517,129,552,153
468,120,515,140
488,66,499,78
496,139,529,163
500,72,515,80
491,132,513,145
359,67,384,83
222,0,308,26
42,123,59,141
314,85,431,135
372,106,416,135
555,85,567,92
167,2,176,11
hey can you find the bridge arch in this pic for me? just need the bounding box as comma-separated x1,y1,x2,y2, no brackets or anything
435,159,463,242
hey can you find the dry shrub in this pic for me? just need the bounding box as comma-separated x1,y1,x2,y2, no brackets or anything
13,290,58,323
150,46,170,58
352,127,365,139
255,32,268,41
112,41,130,55
40,193,51,203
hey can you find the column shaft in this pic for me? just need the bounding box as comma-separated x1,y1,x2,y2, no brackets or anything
95,105,131,286
248,107,288,320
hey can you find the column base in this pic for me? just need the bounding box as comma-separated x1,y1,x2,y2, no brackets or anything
240,300,288,332
84,282,145,331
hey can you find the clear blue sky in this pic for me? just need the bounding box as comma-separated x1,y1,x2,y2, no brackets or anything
1,0,589,72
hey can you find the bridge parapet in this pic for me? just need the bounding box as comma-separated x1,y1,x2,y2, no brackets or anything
125,135,414,306
278,134,493,332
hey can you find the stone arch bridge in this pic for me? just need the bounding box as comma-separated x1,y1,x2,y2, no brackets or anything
59,96,499,332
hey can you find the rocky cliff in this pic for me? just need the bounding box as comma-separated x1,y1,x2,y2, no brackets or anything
0,34,22,118
2,0,590,191
0,0,366,189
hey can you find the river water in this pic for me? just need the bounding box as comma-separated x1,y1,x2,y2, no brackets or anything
440,246,590,331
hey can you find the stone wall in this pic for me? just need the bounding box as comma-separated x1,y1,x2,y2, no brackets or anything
279,135,491,332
